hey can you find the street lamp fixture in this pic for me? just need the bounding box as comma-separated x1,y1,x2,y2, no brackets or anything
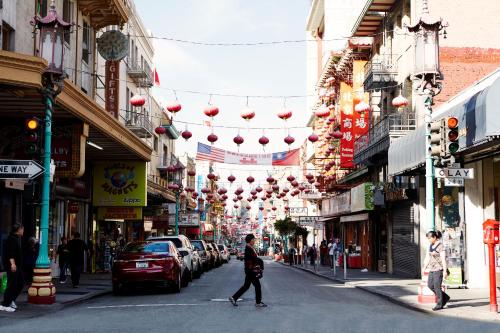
29,0,72,305
407,0,447,232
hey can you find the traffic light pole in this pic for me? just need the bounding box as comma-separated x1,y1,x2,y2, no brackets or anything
29,75,63,304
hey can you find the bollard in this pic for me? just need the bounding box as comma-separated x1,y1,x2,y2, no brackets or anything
333,252,337,277
344,249,348,280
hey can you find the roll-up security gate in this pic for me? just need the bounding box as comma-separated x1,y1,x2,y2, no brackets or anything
392,202,419,278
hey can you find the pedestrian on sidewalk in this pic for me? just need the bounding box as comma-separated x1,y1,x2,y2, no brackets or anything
422,230,450,311
288,245,296,266
229,234,267,308
328,239,337,269
308,244,317,266
68,232,88,288
23,237,39,283
56,237,70,284
1,223,25,313
319,240,327,266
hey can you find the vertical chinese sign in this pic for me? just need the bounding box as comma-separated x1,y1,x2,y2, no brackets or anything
105,60,120,119
352,60,370,150
339,82,354,168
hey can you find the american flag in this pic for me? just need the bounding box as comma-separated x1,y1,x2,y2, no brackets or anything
196,143,225,163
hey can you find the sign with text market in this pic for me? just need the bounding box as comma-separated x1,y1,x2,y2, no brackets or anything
0,159,44,179
92,161,147,207
434,168,474,179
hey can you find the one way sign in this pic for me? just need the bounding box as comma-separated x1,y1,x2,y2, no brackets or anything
0,160,45,179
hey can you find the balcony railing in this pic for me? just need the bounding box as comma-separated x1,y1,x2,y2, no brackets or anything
364,54,398,90
354,112,416,164
126,60,154,87
125,112,153,138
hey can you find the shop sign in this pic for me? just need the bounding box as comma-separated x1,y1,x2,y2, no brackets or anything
339,82,354,169
168,212,200,227
322,191,351,216
97,207,142,220
351,182,374,213
105,60,120,119
298,216,319,227
53,123,87,178
352,60,370,146
289,207,308,216
92,161,147,207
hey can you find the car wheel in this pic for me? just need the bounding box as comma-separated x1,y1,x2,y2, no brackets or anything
112,283,123,295
173,272,181,293
181,269,190,287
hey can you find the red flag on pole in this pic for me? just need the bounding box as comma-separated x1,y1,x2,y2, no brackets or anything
154,68,160,86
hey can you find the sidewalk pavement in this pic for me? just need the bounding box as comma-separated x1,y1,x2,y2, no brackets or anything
283,260,500,323
0,273,111,319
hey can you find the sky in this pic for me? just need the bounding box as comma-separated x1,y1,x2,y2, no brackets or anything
134,0,311,191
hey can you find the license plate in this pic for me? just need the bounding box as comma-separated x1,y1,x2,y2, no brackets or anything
136,262,148,269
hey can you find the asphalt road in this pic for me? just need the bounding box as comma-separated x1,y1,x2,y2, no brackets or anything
1,258,498,333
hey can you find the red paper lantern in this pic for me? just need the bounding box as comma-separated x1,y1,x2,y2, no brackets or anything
233,198,238,203
284,135,295,145
285,206,290,210
287,175,295,182
291,180,299,187
354,101,370,113
283,187,290,193
272,207,277,211
207,133,218,143
250,190,257,196
255,186,263,193
247,176,255,183
236,187,244,195
222,194,228,200
241,108,255,121
266,193,272,198
266,176,275,184
332,130,343,139
181,130,192,141
308,178,315,184
187,170,196,177
228,175,236,183
234,205,239,209
168,183,179,190
259,136,270,147
246,205,251,210
166,165,177,173
166,103,182,113
259,206,264,211
314,181,321,188
233,134,244,146
247,197,253,202
298,185,306,191
207,193,214,200
272,184,280,191
237,195,243,200
392,93,409,109
305,174,314,180
308,134,319,143
201,187,211,194
192,193,199,199
207,173,216,180
155,126,166,135
130,95,146,107
315,105,330,118
277,109,292,121
204,105,219,118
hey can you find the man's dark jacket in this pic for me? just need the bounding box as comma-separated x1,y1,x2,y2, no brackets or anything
2,233,22,271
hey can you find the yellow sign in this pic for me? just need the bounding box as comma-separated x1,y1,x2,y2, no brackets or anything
93,161,147,207
97,207,143,220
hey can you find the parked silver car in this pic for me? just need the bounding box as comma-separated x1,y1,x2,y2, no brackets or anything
217,244,230,263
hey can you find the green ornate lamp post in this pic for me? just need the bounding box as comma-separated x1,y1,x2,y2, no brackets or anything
29,0,72,304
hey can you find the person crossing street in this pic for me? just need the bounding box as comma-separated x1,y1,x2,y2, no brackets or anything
229,234,267,308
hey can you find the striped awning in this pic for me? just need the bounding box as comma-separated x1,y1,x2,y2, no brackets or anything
351,0,397,37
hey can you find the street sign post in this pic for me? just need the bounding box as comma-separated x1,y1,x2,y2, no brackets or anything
0,159,44,179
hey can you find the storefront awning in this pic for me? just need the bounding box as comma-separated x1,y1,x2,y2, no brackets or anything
389,69,500,176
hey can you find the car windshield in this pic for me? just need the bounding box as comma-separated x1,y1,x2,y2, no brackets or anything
124,242,169,253
217,245,224,251
192,242,204,251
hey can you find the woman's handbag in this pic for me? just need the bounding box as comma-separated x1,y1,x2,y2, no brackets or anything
252,255,264,279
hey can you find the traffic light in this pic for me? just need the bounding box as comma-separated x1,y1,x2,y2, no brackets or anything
445,116,459,156
24,118,40,155
428,119,445,159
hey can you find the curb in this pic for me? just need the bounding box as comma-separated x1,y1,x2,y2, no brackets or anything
278,261,431,315
60,288,112,307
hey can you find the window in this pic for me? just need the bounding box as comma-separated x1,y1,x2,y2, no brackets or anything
124,242,170,253
1,21,14,51
38,0,48,17
82,21,90,64
63,0,73,44
153,136,158,152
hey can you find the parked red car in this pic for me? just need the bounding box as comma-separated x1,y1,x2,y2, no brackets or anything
112,240,183,294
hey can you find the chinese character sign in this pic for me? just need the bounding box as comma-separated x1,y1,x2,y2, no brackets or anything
352,60,370,143
340,82,354,169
